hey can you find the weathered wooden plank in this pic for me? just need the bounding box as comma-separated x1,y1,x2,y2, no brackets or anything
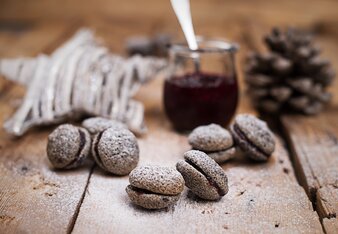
0,22,94,234
282,113,338,233
323,218,338,234
279,22,338,233
318,186,338,233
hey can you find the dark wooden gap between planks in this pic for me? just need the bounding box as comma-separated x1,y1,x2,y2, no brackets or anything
263,114,338,234
67,165,96,234
264,116,323,212
281,113,338,234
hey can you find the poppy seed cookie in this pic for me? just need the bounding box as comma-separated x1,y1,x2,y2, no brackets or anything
188,124,233,152
207,147,236,164
176,150,228,200
126,185,181,210
129,165,185,195
47,124,91,169
82,117,126,135
92,127,139,175
126,165,184,209
230,114,275,161
188,124,235,164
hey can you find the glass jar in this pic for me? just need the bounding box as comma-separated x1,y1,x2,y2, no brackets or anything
163,38,239,131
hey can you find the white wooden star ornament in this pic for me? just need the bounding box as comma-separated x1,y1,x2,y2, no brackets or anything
0,29,167,136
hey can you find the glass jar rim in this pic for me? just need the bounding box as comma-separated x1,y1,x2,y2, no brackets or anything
168,36,239,54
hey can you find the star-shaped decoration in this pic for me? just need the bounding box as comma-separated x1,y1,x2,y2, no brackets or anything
0,29,167,136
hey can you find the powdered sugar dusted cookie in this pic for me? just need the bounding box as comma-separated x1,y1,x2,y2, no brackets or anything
82,117,126,135
230,114,275,161
188,124,233,152
47,124,91,169
92,127,139,175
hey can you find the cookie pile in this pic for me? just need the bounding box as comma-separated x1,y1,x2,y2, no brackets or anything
126,150,229,209
188,114,276,163
188,124,236,163
47,114,276,210
47,117,139,176
47,124,91,169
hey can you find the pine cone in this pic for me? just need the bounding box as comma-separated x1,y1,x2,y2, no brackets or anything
245,28,335,115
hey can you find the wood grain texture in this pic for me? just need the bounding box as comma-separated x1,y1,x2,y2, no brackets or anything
0,22,94,234
278,9,338,233
282,113,338,233
318,186,338,233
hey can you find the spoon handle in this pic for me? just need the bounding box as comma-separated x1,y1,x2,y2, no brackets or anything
170,0,198,50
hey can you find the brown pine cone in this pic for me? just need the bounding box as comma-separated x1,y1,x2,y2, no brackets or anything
245,27,335,115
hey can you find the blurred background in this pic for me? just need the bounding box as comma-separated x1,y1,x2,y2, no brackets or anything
0,0,337,105
1,0,337,52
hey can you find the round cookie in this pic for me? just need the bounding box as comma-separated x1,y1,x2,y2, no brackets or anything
230,114,275,161
126,165,184,209
92,127,139,175
207,147,236,164
129,165,184,195
188,124,233,152
176,150,228,200
47,124,91,169
82,117,126,135
126,185,180,210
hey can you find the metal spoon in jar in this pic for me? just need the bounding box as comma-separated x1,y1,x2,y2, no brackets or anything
170,0,200,72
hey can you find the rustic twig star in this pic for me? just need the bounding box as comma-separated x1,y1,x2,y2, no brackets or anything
0,29,167,136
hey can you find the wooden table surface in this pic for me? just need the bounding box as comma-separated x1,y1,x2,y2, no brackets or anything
0,0,337,233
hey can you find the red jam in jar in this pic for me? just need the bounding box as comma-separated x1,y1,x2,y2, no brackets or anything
164,38,239,131
164,72,238,131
